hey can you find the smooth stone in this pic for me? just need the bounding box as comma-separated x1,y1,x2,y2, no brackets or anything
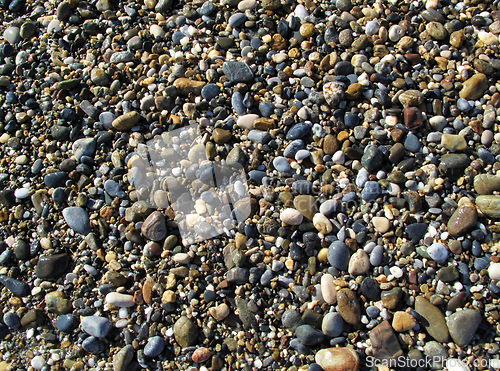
476,195,500,217
315,348,359,371
372,216,390,233
295,324,324,346
368,320,403,360
62,207,91,234
362,181,381,202
474,175,500,195
73,138,97,161
236,114,258,129
3,27,20,44
426,21,448,40
328,241,350,271
286,122,312,140
90,68,109,86
313,213,333,234
427,243,449,263
488,263,500,280
447,203,477,236
404,132,421,152
294,195,317,220
144,336,164,357
81,316,112,338
460,74,488,100
201,83,220,100
112,111,140,130
44,172,67,188
320,274,337,304
45,291,71,314
439,154,470,171
0,276,28,297
3,312,20,329
105,292,135,307
82,337,104,353
248,130,271,143
273,156,291,173
361,146,383,172
56,314,77,333
113,345,134,371
447,309,481,347
36,253,69,278
280,208,303,225
392,311,416,332
228,12,246,27
322,312,343,337
319,200,337,216
282,309,303,329
441,134,467,151
222,61,253,83
399,90,424,106
212,128,231,144
141,211,167,241
110,51,134,63
415,297,449,342
284,139,305,158
173,316,199,348
14,188,29,199
337,288,360,325
348,250,370,276
173,78,205,95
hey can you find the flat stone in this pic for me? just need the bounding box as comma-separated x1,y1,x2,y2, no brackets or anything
427,242,449,263
293,195,317,220
36,253,70,278
295,324,324,346
0,276,28,297
62,207,91,234
81,316,112,338
441,134,467,151
173,78,206,95
337,288,360,325
381,287,403,309
474,174,500,195
73,138,97,161
447,309,482,347
144,336,164,357
315,347,359,371
212,128,231,144
460,73,489,100
369,321,403,360
415,296,449,342
476,195,500,218
439,154,470,172
437,266,459,282
392,311,416,332
105,292,135,307
45,291,71,314
141,211,167,241
112,111,140,130
113,345,134,371
313,213,333,234
174,316,199,348
403,107,423,129
222,61,254,83
447,203,477,237
322,312,343,337
56,314,77,333
372,216,390,233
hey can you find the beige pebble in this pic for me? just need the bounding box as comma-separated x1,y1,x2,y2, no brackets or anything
372,216,390,233
313,213,333,234
209,303,230,321
280,208,304,225
321,273,337,304
392,311,416,332
348,250,370,276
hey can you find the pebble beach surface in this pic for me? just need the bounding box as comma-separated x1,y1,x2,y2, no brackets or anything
0,0,500,370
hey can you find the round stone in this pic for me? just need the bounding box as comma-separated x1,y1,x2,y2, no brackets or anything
427,243,449,263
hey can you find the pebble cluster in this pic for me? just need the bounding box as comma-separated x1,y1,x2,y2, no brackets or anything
0,0,499,370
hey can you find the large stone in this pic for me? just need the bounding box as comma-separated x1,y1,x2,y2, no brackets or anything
460,73,489,100
112,111,140,130
113,345,134,371
441,134,467,152
474,174,500,195
447,309,482,347
36,253,70,279
141,211,167,241
447,202,477,237
348,250,370,276
174,316,199,348
392,311,416,332
62,207,91,234
293,195,317,220
173,78,206,95
476,195,500,218
414,297,449,342
337,288,360,325
368,321,403,360
315,348,359,371
222,61,254,83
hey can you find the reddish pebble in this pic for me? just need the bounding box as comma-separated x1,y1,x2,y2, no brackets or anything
192,347,211,363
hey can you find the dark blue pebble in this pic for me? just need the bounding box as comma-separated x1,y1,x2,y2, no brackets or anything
197,1,214,15
259,101,275,117
474,257,490,271
201,83,220,101
56,314,77,333
82,336,104,353
344,112,359,127
286,122,312,140
248,170,267,184
172,31,184,45
44,172,67,188
3,312,19,329
362,181,381,202
478,148,495,164
284,139,304,158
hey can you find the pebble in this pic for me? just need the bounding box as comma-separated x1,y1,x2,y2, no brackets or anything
328,241,350,271
62,207,91,235
447,201,477,237
295,325,324,346
113,345,134,371
392,311,416,332
320,274,337,304
144,336,165,357
427,243,449,263
81,316,112,338
337,288,360,325
447,309,481,347
280,208,303,225
348,250,370,275
315,348,359,371
141,211,167,241
322,312,344,337
488,263,500,281
415,297,449,342
105,292,135,307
